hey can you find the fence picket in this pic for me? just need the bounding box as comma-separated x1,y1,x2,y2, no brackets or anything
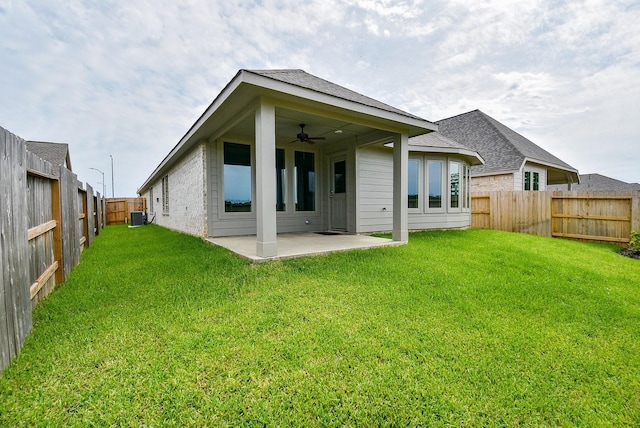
472,190,637,245
1,125,104,373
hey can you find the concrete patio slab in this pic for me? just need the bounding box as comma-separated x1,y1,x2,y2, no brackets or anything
206,232,404,262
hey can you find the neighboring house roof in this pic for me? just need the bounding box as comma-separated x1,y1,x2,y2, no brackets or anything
139,69,439,194
26,141,72,170
436,110,579,185
548,173,640,191
408,132,485,165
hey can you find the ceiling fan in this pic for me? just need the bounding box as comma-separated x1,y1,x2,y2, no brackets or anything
290,124,326,144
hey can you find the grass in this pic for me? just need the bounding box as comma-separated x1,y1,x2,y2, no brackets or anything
1,225,640,426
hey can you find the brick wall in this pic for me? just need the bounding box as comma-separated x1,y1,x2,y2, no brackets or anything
472,173,514,192
143,143,207,237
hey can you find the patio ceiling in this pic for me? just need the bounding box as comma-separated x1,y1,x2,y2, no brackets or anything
221,106,396,147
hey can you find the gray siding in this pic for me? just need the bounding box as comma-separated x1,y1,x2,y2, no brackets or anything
357,146,472,233
357,147,394,233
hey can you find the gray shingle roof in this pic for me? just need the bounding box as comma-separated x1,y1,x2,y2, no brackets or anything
246,69,426,121
26,141,71,170
437,110,576,176
548,173,640,191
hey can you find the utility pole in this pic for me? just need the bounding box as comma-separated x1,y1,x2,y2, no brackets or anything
110,154,115,197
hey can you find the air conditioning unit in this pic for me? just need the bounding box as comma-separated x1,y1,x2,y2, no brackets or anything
130,211,145,226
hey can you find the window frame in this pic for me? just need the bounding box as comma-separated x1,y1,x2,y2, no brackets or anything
408,156,422,212
462,164,471,210
218,140,255,219
161,175,169,215
448,160,462,213
276,148,287,212
425,157,446,213
294,149,317,212
524,169,541,191
149,186,154,214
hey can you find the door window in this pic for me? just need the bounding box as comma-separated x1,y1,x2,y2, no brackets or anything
334,160,346,194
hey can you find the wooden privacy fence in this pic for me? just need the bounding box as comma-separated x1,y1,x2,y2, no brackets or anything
1,126,105,373
472,191,640,245
106,198,146,225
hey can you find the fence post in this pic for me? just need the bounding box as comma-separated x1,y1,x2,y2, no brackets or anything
81,188,89,249
632,190,640,234
0,127,32,373
51,177,64,285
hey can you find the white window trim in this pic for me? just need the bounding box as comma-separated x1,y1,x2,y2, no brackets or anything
293,148,318,214
162,175,169,215
279,145,320,217
448,160,462,213
275,147,287,213
523,169,541,191
218,140,255,220
217,141,320,220
408,156,422,213
149,186,154,214
425,157,446,214
462,164,471,211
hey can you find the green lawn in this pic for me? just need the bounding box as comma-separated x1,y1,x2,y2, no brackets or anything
1,225,639,426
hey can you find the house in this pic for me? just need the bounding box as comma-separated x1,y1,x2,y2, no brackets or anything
548,173,640,191
437,110,579,192
25,141,73,171
137,69,482,258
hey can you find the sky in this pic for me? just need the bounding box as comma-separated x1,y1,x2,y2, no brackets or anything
1,0,639,197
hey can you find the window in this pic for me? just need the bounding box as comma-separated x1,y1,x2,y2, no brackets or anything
334,160,346,194
224,142,252,212
408,159,420,209
524,171,540,191
295,151,315,211
149,187,154,213
462,165,471,209
162,175,169,215
427,160,443,209
450,162,460,209
276,148,286,211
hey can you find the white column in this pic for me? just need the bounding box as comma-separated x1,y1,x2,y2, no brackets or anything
255,101,278,257
392,132,409,242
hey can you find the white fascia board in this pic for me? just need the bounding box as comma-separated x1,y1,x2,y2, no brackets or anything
471,169,518,178
408,145,485,165
521,157,579,175
521,158,580,185
242,72,437,135
386,142,485,166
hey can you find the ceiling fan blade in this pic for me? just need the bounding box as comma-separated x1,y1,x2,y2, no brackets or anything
290,124,324,144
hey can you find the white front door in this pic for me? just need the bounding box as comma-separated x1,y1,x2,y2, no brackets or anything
330,156,347,231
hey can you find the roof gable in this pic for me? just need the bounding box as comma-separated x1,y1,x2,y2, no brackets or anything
437,110,576,177
408,132,484,165
26,141,72,170
138,69,437,194
246,69,424,121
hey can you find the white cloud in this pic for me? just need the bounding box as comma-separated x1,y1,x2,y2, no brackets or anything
1,0,639,194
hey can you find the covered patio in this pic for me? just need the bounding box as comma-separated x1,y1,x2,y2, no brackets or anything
206,232,403,262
